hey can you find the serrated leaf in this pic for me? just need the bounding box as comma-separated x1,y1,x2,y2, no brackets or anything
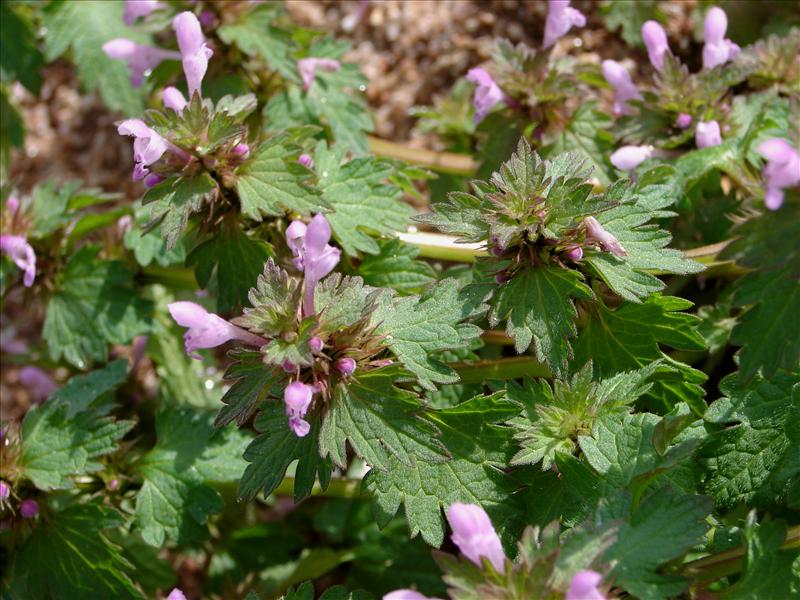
319,365,448,470
51,358,128,418
364,393,522,546
701,371,800,509
144,174,217,249
216,350,284,427
313,141,413,255
357,238,436,294
238,402,332,502
490,265,592,376
545,101,614,185
187,225,273,312
0,2,44,93
6,501,141,599
41,0,149,114
234,260,302,338
43,246,151,368
372,279,481,390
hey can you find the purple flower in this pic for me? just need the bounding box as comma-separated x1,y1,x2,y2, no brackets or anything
446,503,506,573
6,195,19,216
19,367,58,402
286,214,341,316
335,357,356,376
584,216,627,257
173,11,214,98
676,113,693,129
20,499,38,519
168,301,266,359
565,246,583,261
695,120,722,149
601,60,641,116
298,153,314,169
144,174,164,188
0,235,36,287
298,57,341,91
103,39,180,87
703,7,740,70
610,145,654,172
642,21,671,71
117,119,170,181
163,86,188,114
123,0,162,26
0,481,9,500
566,570,606,600
309,336,323,353
543,0,586,49
466,68,505,125
383,592,436,600
166,590,187,600
233,143,250,158
757,139,800,210
284,381,314,437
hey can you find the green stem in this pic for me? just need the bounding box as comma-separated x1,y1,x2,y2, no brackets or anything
397,231,487,263
272,477,364,499
368,136,479,176
140,265,198,290
452,356,551,383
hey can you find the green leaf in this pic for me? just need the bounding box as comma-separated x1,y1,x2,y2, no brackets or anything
216,350,284,427
0,2,44,93
187,225,273,312
573,295,707,410
43,246,152,368
313,141,413,255
28,180,76,238
50,358,129,418
41,0,149,114
133,408,246,546
490,265,592,376
364,393,522,546
545,101,614,186
235,132,328,220
319,365,449,470
701,371,800,509
357,238,436,294
124,225,188,268
6,501,141,599
599,0,665,47
238,402,332,502
372,279,482,390
233,260,302,339
604,489,711,600
20,372,133,490
144,174,217,250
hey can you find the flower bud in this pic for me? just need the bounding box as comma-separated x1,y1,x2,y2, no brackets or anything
446,503,506,573
676,113,692,129
610,145,653,172
20,499,38,518
298,154,314,168
233,143,250,158
282,360,296,373
642,21,670,71
566,570,606,600
695,120,722,149
162,86,187,114
309,336,323,353
144,174,164,188
494,273,511,284
565,246,583,261
0,481,9,500
335,357,356,376
466,68,505,125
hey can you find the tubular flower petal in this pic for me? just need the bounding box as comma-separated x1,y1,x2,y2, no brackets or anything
103,39,180,87
566,570,606,600
335,357,356,376
117,119,170,181
601,60,641,115
298,57,341,91
702,7,740,70
0,235,36,287
757,139,800,210
695,120,722,148
167,301,265,359
610,145,654,171
173,12,213,98
0,481,9,500
466,68,505,125
584,216,627,257
166,590,187,600
123,0,162,26
565,246,583,261
446,503,506,573
19,367,58,402
543,0,586,49
642,21,671,71
383,592,437,600
285,215,341,316
284,381,315,437
163,86,188,113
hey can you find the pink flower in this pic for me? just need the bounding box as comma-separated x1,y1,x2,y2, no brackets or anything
19,367,58,402
166,589,187,600
566,570,606,600
20,499,38,519
163,86,188,113
383,592,436,600
642,21,671,71
167,301,266,359
144,174,164,188
298,58,341,91
0,235,36,287
446,503,506,573
103,39,180,87
703,7,740,70
695,120,722,148
0,481,9,500
6,195,19,216
298,154,314,168
286,215,341,316
334,357,356,376
117,118,170,181
610,145,654,172
123,0,162,26
173,12,213,98
565,246,583,261
284,381,315,437
584,216,627,257
309,337,323,353
233,143,250,158
676,113,693,129
757,139,800,210
601,60,641,116
543,0,586,49
466,68,505,125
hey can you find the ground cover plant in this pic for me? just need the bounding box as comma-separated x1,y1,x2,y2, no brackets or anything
0,0,799,598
